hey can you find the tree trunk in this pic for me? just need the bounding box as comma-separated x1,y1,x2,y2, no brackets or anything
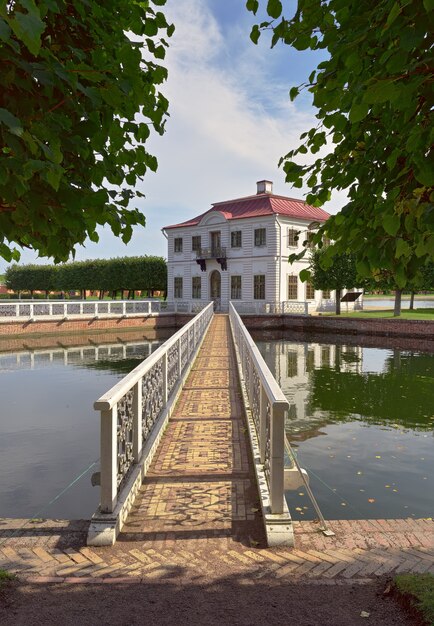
132,290,135,300
45,290,49,298
409,291,415,310
335,288,341,315
393,289,402,317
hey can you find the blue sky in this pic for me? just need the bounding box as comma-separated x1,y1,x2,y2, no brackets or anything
1,0,345,272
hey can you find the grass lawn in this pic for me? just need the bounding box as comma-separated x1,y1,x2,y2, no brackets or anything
394,574,434,625
321,308,434,321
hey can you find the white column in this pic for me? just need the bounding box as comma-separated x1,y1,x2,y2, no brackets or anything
259,386,267,463
269,402,286,514
100,406,118,513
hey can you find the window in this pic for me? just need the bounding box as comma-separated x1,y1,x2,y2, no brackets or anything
254,275,265,300
304,232,315,249
288,276,298,300
192,276,201,299
306,349,315,373
321,346,331,367
231,276,242,300
322,288,331,299
306,282,315,299
231,230,242,248
287,350,298,378
254,228,266,247
287,229,298,247
192,236,201,252
174,277,183,299
174,237,183,253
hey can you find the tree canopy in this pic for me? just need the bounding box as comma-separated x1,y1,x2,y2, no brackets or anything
248,0,434,291
308,247,357,314
0,0,173,263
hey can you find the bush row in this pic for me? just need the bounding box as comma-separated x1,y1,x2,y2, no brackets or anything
4,256,167,296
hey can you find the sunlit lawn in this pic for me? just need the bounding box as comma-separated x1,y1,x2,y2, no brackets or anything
321,309,434,320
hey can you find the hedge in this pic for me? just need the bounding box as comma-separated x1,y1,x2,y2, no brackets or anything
4,256,167,296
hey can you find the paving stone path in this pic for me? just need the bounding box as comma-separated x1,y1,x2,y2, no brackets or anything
0,314,433,583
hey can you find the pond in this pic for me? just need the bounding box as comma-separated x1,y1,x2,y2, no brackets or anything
364,298,434,308
0,329,173,520
255,334,434,521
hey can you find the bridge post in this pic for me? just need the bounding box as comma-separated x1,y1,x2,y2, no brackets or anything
269,402,286,514
100,406,118,513
259,386,267,463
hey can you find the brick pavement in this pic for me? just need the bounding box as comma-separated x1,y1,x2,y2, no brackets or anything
0,314,433,583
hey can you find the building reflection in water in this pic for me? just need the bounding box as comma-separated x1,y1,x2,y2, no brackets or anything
258,341,363,437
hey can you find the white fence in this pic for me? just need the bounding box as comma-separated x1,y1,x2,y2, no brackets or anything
0,300,207,321
232,301,309,316
229,303,289,514
93,302,213,520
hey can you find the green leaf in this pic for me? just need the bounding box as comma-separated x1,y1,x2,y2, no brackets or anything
395,238,410,259
423,0,434,11
267,0,282,19
250,24,260,44
246,0,259,14
289,86,299,101
8,1,46,56
364,81,399,104
386,3,401,27
414,160,434,186
383,214,400,236
349,102,369,123
299,268,311,282
0,108,23,136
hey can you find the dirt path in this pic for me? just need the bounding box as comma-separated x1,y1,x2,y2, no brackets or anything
0,577,415,626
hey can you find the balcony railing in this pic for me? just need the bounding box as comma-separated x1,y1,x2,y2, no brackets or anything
195,247,226,259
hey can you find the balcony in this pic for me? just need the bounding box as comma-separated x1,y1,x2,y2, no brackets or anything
195,247,227,271
196,247,226,259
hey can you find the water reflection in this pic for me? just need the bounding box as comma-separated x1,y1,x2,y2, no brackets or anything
255,336,434,520
0,330,173,519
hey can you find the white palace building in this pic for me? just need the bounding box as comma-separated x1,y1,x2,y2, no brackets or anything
163,180,360,312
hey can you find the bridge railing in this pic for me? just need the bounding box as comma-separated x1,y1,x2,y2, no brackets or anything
0,300,208,320
94,302,214,515
229,302,289,514
231,301,309,316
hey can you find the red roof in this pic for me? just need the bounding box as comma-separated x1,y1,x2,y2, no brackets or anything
164,192,330,229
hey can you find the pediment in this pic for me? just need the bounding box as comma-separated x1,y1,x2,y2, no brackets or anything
199,211,226,227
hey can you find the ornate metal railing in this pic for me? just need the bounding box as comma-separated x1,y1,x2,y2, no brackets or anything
231,301,309,315
0,300,208,320
94,302,213,514
229,302,289,514
195,247,227,259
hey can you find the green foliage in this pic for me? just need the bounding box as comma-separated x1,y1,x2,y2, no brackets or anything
5,256,167,293
0,1,173,263
394,574,434,626
308,247,357,292
251,0,434,290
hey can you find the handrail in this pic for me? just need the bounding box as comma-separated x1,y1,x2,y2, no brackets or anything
0,299,208,320
95,302,213,514
229,302,289,514
231,301,309,315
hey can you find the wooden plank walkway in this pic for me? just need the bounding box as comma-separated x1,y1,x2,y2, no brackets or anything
0,314,433,582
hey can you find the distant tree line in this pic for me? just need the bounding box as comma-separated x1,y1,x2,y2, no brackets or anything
4,256,167,299
308,248,434,316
